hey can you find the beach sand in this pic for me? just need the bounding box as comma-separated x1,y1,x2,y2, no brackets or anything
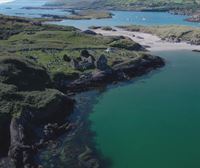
93,28,200,52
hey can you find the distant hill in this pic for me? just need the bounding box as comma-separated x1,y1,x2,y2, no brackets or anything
46,0,200,10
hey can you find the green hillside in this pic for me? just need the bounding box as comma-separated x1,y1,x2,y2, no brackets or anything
47,0,200,10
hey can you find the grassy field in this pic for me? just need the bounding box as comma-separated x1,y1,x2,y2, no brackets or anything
47,0,200,10
0,15,146,76
0,14,153,138
0,13,166,163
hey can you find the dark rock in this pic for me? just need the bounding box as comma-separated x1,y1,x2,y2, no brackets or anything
66,55,164,92
0,157,15,168
0,113,11,157
80,49,90,58
95,54,108,71
0,57,75,168
63,54,71,62
82,30,97,35
52,72,79,91
89,26,101,30
78,146,99,168
192,49,200,52
43,122,73,140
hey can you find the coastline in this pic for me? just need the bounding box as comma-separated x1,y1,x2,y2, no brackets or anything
92,27,200,52
0,1,199,167
0,14,165,168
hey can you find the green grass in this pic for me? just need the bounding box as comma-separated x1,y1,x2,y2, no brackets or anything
0,15,155,123
0,15,147,75
0,56,69,119
47,0,200,10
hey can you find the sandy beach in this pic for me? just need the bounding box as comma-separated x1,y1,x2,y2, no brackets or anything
93,28,200,52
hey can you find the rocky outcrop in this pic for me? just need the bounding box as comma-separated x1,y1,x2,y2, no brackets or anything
66,55,164,92
8,117,73,168
0,57,74,168
95,54,109,71
78,146,99,168
110,38,146,51
0,55,164,167
82,30,97,35
192,49,200,52
8,117,35,168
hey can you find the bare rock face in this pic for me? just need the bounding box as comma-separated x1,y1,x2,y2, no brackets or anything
8,118,33,168
6,89,74,167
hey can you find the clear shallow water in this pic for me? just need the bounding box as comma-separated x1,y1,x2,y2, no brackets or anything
89,50,200,168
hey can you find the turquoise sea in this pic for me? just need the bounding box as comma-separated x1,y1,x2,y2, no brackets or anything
52,11,200,29
90,50,200,168
0,1,200,168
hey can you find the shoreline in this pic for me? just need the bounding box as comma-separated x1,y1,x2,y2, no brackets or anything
0,2,199,167
0,14,165,168
92,27,200,52
0,56,165,168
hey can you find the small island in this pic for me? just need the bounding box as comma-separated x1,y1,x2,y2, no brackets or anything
65,10,113,20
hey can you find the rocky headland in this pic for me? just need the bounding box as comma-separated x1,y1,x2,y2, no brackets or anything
0,15,165,168
0,57,74,168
